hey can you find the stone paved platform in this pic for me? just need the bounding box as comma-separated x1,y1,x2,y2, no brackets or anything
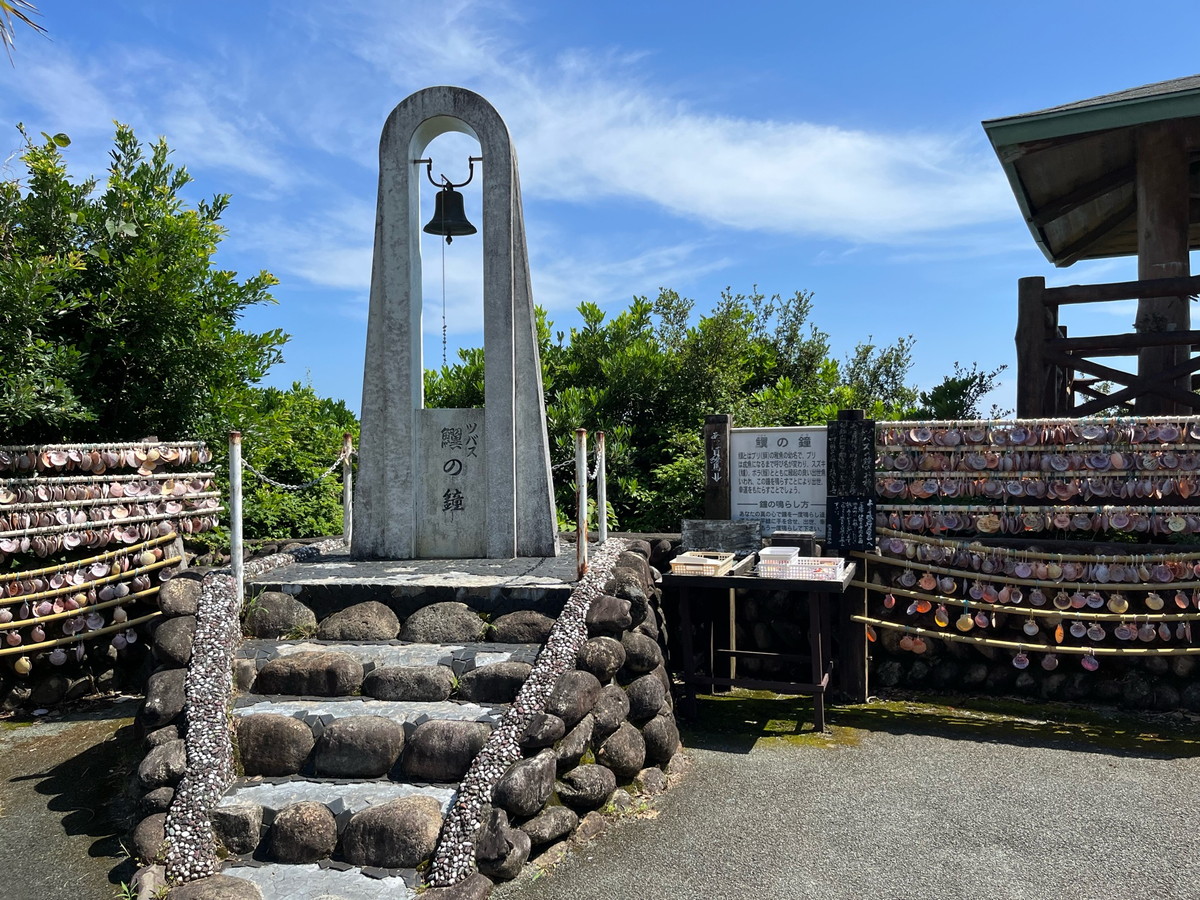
231,696,506,726
247,552,579,619
238,639,541,674
225,861,418,900
219,778,457,816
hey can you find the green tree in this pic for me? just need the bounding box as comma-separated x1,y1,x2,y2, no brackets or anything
427,286,931,532
0,123,286,444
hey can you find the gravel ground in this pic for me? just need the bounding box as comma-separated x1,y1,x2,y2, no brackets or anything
495,695,1200,900
0,696,141,900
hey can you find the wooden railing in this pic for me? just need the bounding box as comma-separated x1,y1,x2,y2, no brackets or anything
1016,274,1200,417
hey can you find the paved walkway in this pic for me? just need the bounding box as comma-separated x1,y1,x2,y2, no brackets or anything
0,697,140,900
8,693,1200,900
495,694,1200,900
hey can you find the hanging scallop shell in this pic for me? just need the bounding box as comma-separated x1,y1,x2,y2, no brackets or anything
1146,592,1166,611
1012,651,1030,669
899,634,915,651
956,613,974,632
48,647,67,666
1087,623,1106,641
918,572,937,591
1023,618,1040,636
911,636,927,654
938,576,956,594
1029,588,1047,607
865,625,877,643
974,610,989,629
1053,591,1072,611
1081,654,1100,672
1085,592,1104,609
934,605,950,628
1114,623,1133,641
13,656,31,675
1070,621,1088,638
883,593,896,610
1138,623,1157,642
0,609,10,625
1041,654,1059,671
915,599,933,614
111,633,128,650
906,600,920,616
898,569,917,588
85,612,105,631
1106,594,1129,614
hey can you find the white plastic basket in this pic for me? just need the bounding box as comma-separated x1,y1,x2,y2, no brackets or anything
757,555,846,581
670,550,736,576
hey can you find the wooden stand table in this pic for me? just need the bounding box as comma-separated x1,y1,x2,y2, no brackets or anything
662,559,856,731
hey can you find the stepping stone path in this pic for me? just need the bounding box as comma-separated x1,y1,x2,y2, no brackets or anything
129,539,682,899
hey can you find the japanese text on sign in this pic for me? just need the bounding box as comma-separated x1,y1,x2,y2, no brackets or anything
730,426,827,536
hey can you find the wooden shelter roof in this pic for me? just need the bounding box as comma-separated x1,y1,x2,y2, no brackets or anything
983,75,1200,267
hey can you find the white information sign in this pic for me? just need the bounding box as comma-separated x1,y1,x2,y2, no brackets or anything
730,426,828,536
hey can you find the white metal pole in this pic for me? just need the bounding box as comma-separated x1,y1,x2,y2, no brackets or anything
596,431,607,544
575,428,588,578
342,432,354,548
228,431,244,607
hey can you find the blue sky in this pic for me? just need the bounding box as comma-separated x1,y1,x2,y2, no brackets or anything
3,1,1198,417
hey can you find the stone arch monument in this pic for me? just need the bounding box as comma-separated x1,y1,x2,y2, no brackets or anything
352,86,558,559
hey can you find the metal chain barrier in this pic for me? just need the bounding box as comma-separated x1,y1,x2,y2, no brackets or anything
240,448,355,492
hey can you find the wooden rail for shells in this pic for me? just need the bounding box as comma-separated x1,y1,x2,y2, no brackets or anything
856,417,1200,672
0,441,215,674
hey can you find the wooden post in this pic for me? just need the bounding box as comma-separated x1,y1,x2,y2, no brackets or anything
1015,276,1049,417
1135,122,1191,414
703,414,732,520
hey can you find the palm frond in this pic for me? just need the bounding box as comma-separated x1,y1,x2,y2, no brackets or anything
0,1,46,61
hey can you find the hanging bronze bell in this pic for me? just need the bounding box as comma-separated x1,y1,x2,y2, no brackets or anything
423,186,477,243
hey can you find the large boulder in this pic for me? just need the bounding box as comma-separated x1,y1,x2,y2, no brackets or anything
477,820,530,881
585,595,633,637
168,874,264,899
340,795,443,868
520,712,566,751
518,805,578,847
641,713,681,765
131,812,167,863
625,673,667,723
458,661,532,704
211,803,263,856
420,874,494,900
137,738,186,790
545,670,602,727
556,764,616,811
312,715,405,778
554,714,594,774
591,684,631,738
403,720,492,782
253,651,364,696
236,714,314,776
620,632,663,675
595,721,646,781
152,615,196,667
576,636,626,683
140,667,186,729
316,601,399,641
400,601,485,643
362,664,455,701
492,749,556,818
490,610,556,644
157,576,201,617
243,591,317,639
267,801,337,863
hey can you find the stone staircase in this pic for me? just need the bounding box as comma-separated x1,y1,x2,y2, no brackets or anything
130,541,681,900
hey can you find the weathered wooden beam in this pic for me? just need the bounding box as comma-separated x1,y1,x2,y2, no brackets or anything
1057,198,1137,266
1043,273,1200,306
703,414,731,520
1015,276,1052,417
1053,328,1200,354
1031,165,1135,226
1135,121,1192,414
1049,351,1200,412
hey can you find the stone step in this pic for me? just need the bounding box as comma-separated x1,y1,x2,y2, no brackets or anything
238,638,541,675
219,776,457,820
224,860,419,900
246,552,577,622
233,695,506,725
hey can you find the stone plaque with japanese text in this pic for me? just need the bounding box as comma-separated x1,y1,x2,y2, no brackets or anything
730,426,827,537
416,408,486,557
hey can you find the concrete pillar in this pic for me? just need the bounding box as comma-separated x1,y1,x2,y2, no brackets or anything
352,87,558,559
